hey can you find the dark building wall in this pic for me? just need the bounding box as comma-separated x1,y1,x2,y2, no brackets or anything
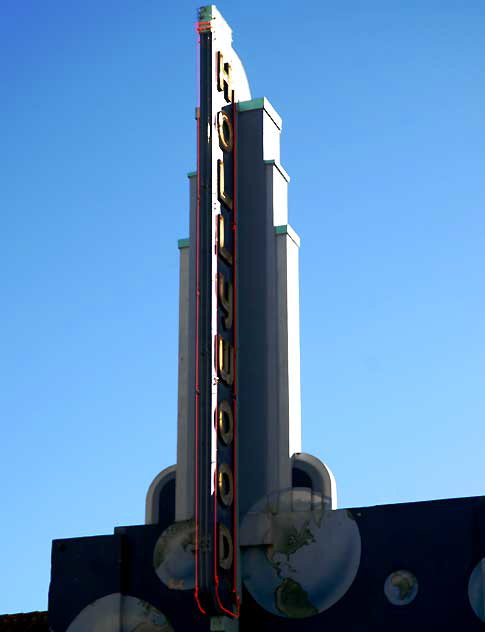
0,612,48,631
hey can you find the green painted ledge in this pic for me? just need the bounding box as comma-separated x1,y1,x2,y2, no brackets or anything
187,171,197,179
178,238,190,250
198,5,213,20
198,5,232,37
275,224,300,247
237,97,282,130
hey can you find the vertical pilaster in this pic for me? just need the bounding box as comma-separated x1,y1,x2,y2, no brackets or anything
175,173,197,521
275,224,302,458
237,98,298,517
175,237,191,521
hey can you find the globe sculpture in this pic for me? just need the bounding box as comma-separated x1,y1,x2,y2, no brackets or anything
384,570,418,606
66,594,174,632
468,559,485,622
153,519,196,591
241,488,361,618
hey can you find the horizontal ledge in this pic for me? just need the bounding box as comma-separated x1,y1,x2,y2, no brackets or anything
237,97,282,130
275,224,301,247
187,171,197,179
264,159,290,183
178,238,190,250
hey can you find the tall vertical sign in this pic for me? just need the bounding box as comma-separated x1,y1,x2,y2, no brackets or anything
195,6,245,618
48,6,485,632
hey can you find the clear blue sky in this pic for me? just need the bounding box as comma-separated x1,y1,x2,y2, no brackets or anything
1,0,484,615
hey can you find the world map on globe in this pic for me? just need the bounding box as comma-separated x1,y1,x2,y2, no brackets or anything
384,570,418,606
242,489,361,618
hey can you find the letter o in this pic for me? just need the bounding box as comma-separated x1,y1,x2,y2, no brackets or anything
218,111,233,152
218,523,233,570
218,463,234,507
218,400,234,445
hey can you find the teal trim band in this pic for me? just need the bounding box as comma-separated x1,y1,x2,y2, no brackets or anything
264,159,290,183
198,6,232,37
237,97,265,111
275,224,300,247
237,97,282,130
199,5,213,20
187,171,197,179
178,238,190,250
